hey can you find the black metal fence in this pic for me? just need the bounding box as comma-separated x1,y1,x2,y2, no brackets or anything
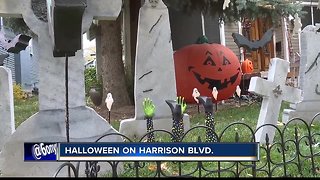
53,113,320,178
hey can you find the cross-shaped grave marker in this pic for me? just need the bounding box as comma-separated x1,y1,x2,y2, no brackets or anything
248,58,302,143
0,0,123,177
0,32,31,151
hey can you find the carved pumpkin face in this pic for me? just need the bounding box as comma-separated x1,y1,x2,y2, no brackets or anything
174,43,241,103
241,59,254,74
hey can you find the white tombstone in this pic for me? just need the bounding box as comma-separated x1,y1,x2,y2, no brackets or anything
0,0,123,177
249,58,302,143
283,28,320,124
0,66,15,151
119,0,190,138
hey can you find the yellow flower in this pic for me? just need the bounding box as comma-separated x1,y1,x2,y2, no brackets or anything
161,162,168,171
148,164,157,171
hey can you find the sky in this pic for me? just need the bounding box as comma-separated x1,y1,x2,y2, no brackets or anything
83,33,96,49
83,33,96,61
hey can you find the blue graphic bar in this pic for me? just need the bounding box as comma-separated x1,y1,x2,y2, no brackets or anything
24,142,259,161
24,143,58,161
58,142,259,161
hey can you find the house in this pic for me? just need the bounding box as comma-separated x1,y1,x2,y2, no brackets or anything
85,59,96,69
223,0,320,74
91,0,318,92
18,39,39,92
1,27,39,92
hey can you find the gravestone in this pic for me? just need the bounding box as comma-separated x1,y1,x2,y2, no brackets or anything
248,58,302,143
0,31,30,152
0,66,15,151
119,0,190,138
0,0,123,177
283,27,320,124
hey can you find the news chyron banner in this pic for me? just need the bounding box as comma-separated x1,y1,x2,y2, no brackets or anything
24,142,259,161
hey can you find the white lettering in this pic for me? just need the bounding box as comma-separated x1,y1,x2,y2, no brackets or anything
65,147,71,154
32,143,57,160
66,147,120,155
188,147,212,154
139,147,184,154
140,147,146,154
87,147,94,154
72,147,78,154
122,147,135,154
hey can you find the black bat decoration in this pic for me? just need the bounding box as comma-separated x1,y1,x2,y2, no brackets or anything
0,54,9,66
0,32,32,54
232,28,274,51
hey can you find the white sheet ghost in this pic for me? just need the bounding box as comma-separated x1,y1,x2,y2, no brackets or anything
145,0,166,9
192,88,201,103
223,0,231,10
105,93,114,111
212,87,218,100
293,13,302,35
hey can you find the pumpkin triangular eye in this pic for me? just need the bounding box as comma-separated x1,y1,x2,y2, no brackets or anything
223,56,231,65
203,56,216,66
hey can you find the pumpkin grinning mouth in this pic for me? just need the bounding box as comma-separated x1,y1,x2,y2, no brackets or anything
188,66,240,91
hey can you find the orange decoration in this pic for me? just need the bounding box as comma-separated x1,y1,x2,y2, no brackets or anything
174,43,241,103
241,59,254,74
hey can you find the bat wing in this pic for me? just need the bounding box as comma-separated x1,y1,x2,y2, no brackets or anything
232,33,254,50
5,34,32,54
0,54,9,66
253,28,274,50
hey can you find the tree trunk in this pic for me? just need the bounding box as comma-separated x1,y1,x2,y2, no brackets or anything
96,14,131,108
128,0,141,105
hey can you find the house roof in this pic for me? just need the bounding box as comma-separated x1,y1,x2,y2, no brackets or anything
302,0,317,2
84,59,95,66
301,0,319,4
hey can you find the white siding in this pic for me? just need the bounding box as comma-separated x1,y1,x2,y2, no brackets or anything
274,25,284,59
224,22,240,58
28,39,39,89
1,46,15,83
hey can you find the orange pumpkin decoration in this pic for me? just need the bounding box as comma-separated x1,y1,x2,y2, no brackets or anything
174,43,241,103
241,59,254,74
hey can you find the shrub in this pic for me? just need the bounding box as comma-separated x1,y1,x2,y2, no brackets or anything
84,67,102,95
13,83,27,100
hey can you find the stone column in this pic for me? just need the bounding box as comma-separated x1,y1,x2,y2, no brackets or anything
0,0,123,176
119,0,190,139
0,66,15,150
283,28,320,124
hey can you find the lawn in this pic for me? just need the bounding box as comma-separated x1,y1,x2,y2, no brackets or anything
14,96,39,127
14,97,320,177
113,102,320,178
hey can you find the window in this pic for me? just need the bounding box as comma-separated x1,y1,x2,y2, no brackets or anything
301,5,320,29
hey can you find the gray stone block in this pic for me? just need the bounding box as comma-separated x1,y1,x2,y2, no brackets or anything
0,67,15,151
119,0,191,138
0,106,121,177
282,29,320,125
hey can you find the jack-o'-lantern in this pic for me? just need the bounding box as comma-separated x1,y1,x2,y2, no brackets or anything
241,59,254,74
174,43,241,103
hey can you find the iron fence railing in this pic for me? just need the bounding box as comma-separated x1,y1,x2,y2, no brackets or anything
53,112,320,178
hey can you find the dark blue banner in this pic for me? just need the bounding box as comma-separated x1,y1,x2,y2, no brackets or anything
58,142,259,161
24,143,58,161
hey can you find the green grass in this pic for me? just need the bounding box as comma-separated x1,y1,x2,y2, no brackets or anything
14,96,39,127
14,98,320,177
108,102,320,178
